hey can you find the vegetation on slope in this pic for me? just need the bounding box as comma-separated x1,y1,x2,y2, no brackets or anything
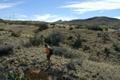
0,17,120,80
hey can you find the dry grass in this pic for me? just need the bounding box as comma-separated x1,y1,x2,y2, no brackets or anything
0,23,120,80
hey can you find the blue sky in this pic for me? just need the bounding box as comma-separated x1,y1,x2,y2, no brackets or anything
0,0,120,22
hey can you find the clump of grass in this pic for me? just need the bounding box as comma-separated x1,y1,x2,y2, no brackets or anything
7,72,26,80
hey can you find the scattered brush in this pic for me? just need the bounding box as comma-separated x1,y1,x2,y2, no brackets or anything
24,68,53,80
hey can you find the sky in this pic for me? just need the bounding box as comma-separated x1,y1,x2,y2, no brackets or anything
0,0,120,22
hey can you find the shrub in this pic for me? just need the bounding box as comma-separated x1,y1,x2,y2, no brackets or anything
99,25,109,31
98,32,111,43
69,27,73,30
11,31,21,37
113,42,120,52
7,72,26,80
45,32,62,46
0,43,14,56
35,23,48,32
64,35,83,49
0,28,5,31
72,38,82,48
30,34,45,46
86,25,109,31
103,47,111,59
87,25,103,31
30,31,62,46
53,46,83,59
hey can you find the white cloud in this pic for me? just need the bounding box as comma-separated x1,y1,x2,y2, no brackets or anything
10,14,77,22
114,16,120,19
0,2,22,10
62,0,120,13
33,14,77,22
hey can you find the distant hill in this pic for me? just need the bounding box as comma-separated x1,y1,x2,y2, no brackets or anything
55,16,120,29
0,19,48,26
0,16,120,29
0,19,5,22
85,16,119,21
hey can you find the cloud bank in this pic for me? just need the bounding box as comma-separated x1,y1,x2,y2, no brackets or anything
12,14,77,22
0,2,22,10
62,0,120,13
33,14,77,22
114,16,120,19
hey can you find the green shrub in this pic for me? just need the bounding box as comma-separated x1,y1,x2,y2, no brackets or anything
7,72,26,80
86,25,109,31
30,31,62,46
103,47,111,59
64,35,83,49
69,27,73,30
99,25,109,31
0,28,5,31
53,46,84,59
98,32,111,43
87,25,103,31
35,23,48,32
113,42,120,52
30,34,45,46
45,32,62,46
72,38,82,48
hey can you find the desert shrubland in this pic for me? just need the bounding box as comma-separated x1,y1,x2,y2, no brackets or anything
0,20,120,80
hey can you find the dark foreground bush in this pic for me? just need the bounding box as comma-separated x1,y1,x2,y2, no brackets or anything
7,72,26,80
113,42,120,52
30,34,45,46
44,32,62,46
30,31,62,46
0,43,13,56
39,23,48,31
11,31,21,37
34,23,48,33
64,34,85,49
0,28,6,31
